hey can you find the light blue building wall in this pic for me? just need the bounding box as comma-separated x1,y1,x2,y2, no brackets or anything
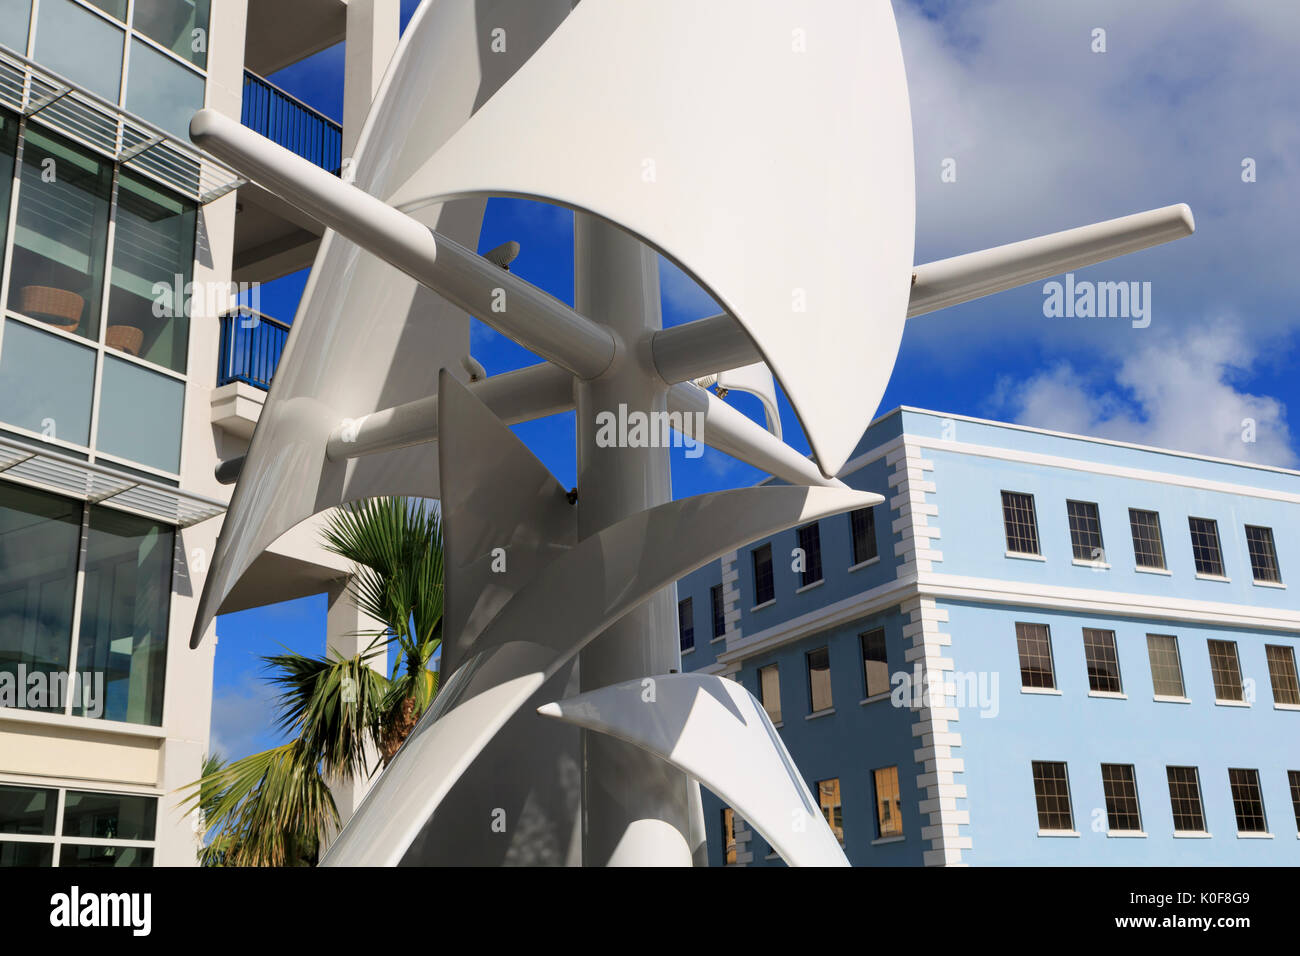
677,407,1300,866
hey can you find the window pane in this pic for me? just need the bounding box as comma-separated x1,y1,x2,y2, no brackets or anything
861,628,889,698
1207,639,1243,702
73,508,172,725
134,0,209,67
1067,500,1104,562
1289,770,1300,833
752,543,773,605
106,173,195,372
816,778,842,843
1147,634,1185,698
62,791,157,841
0,482,81,705
0,109,19,255
87,0,127,19
95,356,183,472
58,843,153,867
1031,761,1073,831
1228,768,1267,834
873,766,902,838
1101,764,1142,832
677,597,693,652
720,808,736,864
0,784,56,834
807,646,832,712
759,664,780,724
34,0,124,101
9,127,113,343
1001,491,1040,555
1166,766,1205,832
0,840,53,865
1015,622,1055,689
0,320,96,445
850,507,877,565
1128,508,1166,570
0,0,32,54
710,584,725,639
1083,628,1122,694
1245,525,1281,583
1266,645,1300,706
1188,517,1225,576
797,522,822,587
125,38,205,139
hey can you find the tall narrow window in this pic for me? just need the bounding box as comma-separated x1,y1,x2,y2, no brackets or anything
872,766,902,838
1031,761,1074,831
0,110,18,256
1207,639,1244,703
1189,517,1226,577
1288,771,1300,833
752,543,774,606
1245,525,1282,584
807,646,833,712
1166,766,1206,833
1016,622,1056,690
860,628,889,698
1266,645,1300,706
849,507,878,565
1002,491,1040,556
1147,634,1186,698
1228,769,1268,834
677,597,694,652
709,584,726,640
796,522,823,588
721,808,737,864
758,663,781,724
816,778,843,843
134,0,212,67
1067,500,1105,562
1128,508,1167,570
1101,764,1142,833
1083,628,1123,694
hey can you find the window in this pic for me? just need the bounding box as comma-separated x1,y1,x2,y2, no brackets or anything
1266,645,1300,706
849,507,877,565
1245,525,1282,584
796,522,822,588
720,808,736,864
1207,639,1244,703
1083,628,1122,694
1166,766,1206,833
816,778,843,843
1128,508,1167,570
34,0,125,102
1031,761,1074,831
1228,769,1268,834
133,0,211,68
758,663,781,724
860,628,889,698
1002,491,1040,555
1147,634,1186,698
751,543,774,606
96,356,185,473
0,0,31,54
1188,517,1225,577
872,766,902,838
807,647,832,712
1067,500,1104,562
0,110,17,256
1288,771,1300,833
677,597,694,652
125,37,206,139
709,584,725,640
1015,622,1056,690
0,784,157,867
0,320,96,445
1101,764,1142,833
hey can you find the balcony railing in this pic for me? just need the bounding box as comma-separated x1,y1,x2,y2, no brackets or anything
218,308,290,391
242,70,343,175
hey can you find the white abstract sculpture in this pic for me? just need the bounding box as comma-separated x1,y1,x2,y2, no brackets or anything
189,0,1194,866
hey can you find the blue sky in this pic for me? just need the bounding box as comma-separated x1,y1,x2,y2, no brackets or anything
209,0,1300,759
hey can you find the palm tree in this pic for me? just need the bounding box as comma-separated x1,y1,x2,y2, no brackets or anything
181,497,444,866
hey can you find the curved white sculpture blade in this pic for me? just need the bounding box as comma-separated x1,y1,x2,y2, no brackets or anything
537,674,849,867
323,482,883,865
190,0,575,647
388,0,916,476
717,362,782,440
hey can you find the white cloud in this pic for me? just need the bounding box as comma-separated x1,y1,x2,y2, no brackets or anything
989,323,1297,467
208,672,282,762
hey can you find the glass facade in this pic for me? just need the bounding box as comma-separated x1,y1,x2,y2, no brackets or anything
0,783,157,866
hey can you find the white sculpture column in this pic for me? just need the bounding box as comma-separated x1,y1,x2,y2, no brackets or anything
343,0,401,158
573,215,695,866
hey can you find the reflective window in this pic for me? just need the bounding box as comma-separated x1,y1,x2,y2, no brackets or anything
1189,517,1226,577
1166,766,1206,833
62,790,157,841
124,38,205,139
34,0,125,102
74,508,173,725
0,2,30,67
0,110,17,251
1002,491,1040,555
1066,500,1104,562
1031,761,1074,831
1245,525,1281,584
1083,627,1122,694
133,0,209,68
849,506,877,565
709,584,725,639
0,482,82,705
107,172,195,372
95,356,183,473
1147,634,1185,698
676,597,693,653
1266,644,1300,706
1128,508,1166,570
0,784,56,834
861,628,889,698
807,646,832,712
720,808,736,865
86,0,127,20
1207,639,1243,703
1016,622,1056,690
0,320,96,445
758,663,781,724
873,766,902,838
9,127,113,344
1228,768,1268,834
751,543,773,605
796,522,822,588
59,843,153,867
816,778,843,843
1101,764,1142,833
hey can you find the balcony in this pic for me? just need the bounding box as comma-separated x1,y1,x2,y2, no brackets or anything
242,71,343,175
211,308,290,441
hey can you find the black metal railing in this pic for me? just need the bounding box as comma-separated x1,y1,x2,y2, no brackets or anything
218,308,290,390
241,70,342,174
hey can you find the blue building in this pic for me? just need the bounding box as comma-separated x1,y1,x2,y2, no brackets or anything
676,407,1300,866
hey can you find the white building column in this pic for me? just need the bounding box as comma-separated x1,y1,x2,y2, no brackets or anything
342,0,401,158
